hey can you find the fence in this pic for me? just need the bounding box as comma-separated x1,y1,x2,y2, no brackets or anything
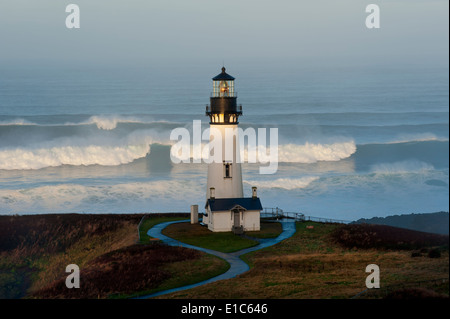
137,214,147,243
261,207,351,224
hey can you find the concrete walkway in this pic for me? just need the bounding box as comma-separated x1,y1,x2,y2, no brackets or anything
135,219,296,299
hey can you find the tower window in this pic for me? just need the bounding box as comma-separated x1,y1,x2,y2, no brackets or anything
224,163,232,178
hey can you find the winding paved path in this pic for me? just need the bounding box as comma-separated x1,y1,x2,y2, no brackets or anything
135,219,296,299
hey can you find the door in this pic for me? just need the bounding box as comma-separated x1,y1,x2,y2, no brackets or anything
233,211,240,227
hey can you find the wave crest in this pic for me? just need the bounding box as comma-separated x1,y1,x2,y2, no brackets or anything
84,115,143,130
276,141,356,163
0,118,35,126
244,177,319,190
178,140,357,164
0,144,150,170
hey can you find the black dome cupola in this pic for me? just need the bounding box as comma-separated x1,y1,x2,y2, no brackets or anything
206,67,242,124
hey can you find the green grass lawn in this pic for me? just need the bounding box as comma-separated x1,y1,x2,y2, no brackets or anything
246,222,283,239
162,222,260,253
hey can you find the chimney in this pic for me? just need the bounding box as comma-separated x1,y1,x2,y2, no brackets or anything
210,187,215,200
252,186,257,199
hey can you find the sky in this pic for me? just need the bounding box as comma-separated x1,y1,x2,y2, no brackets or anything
0,0,448,69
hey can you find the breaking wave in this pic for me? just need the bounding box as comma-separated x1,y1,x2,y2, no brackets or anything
0,128,173,170
0,144,150,170
0,138,357,170
276,141,356,163
3,138,446,170
81,115,144,130
244,176,319,190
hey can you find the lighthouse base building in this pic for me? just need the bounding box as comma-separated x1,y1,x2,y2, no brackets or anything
203,195,262,233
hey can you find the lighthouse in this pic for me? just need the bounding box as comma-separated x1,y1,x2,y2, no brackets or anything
203,67,262,233
205,67,244,199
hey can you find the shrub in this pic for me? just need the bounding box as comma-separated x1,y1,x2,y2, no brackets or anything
428,248,441,258
331,224,449,250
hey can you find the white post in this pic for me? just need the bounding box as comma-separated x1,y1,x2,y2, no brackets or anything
191,205,199,224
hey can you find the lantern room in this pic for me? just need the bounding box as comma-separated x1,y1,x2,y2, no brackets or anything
212,67,235,97
206,67,242,124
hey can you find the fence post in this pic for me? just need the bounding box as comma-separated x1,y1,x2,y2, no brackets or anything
137,214,146,243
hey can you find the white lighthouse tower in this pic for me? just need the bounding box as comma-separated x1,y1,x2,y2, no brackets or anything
203,67,262,233
205,67,244,199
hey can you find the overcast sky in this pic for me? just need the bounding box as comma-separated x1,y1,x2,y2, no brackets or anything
0,0,448,69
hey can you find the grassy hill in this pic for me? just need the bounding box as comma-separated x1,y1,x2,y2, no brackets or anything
353,212,449,235
158,221,449,299
0,213,228,299
1,214,448,299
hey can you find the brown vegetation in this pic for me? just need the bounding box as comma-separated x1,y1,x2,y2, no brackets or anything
0,213,143,256
158,221,449,299
330,223,449,250
385,287,449,299
1,213,143,298
31,243,202,299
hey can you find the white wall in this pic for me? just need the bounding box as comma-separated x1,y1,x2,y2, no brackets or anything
207,209,261,232
206,124,244,200
208,210,232,232
203,206,210,225
243,210,260,231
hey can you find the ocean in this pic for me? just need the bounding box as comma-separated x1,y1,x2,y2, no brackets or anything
0,64,448,221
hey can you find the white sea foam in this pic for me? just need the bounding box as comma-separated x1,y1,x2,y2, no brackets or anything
244,176,319,190
0,144,150,170
0,135,357,170
0,129,174,170
0,118,35,126
175,140,357,164
79,115,178,130
388,133,449,144
0,180,204,214
275,141,356,163
370,160,435,174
